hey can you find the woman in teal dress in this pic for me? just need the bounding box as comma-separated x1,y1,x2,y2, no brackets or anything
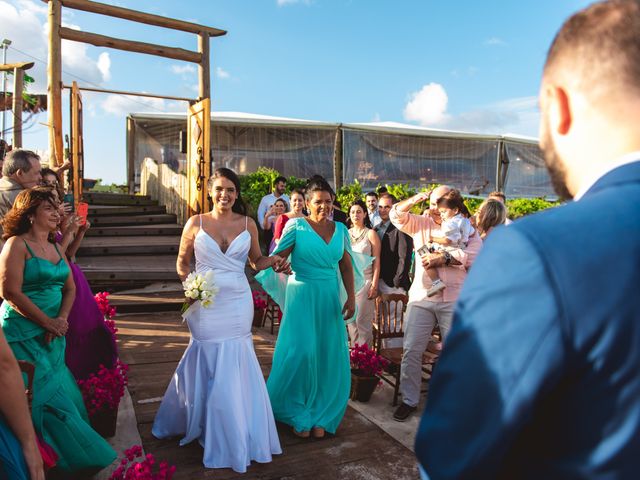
258,177,368,438
0,187,116,474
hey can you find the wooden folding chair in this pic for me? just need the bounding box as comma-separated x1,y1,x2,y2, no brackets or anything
262,296,282,335
373,294,440,406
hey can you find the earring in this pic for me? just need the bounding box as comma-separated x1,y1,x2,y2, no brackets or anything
29,218,33,224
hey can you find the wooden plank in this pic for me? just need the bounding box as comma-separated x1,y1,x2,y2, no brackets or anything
84,224,183,237
64,84,194,103
59,27,202,63
127,116,136,194
197,33,210,100
0,61,34,72
47,0,63,167
54,0,226,37
87,213,177,226
87,205,166,216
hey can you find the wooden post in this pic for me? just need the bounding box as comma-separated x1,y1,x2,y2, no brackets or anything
198,33,210,101
332,125,343,189
127,116,136,194
11,68,23,148
47,0,63,167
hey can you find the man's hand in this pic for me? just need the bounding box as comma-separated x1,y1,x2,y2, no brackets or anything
271,254,292,275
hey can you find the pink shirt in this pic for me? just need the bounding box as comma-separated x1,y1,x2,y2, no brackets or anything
390,205,482,304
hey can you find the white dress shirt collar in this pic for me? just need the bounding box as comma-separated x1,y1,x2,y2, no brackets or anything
574,151,640,201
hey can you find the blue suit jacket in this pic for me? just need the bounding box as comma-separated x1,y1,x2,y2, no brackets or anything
415,161,640,480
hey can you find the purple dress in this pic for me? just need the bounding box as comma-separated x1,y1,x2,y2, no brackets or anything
56,232,118,380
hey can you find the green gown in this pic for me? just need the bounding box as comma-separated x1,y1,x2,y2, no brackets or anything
0,241,116,473
257,218,370,434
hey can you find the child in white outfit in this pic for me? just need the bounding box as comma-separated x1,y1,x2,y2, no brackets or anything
425,190,475,297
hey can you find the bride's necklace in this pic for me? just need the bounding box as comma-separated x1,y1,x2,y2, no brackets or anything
349,227,367,243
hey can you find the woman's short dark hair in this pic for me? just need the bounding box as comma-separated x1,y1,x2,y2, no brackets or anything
346,199,372,229
290,188,305,198
436,189,471,218
2,186,57,241
273,198,287,208
305,175,334,200
207,167,247,215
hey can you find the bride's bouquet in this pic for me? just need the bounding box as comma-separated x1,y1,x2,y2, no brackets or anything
181,271,219,313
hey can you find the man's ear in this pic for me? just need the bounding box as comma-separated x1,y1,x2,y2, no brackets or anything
548,85,572,136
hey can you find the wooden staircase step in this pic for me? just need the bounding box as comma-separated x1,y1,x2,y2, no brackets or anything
88,214,177,227
77,236,179,256
109,291,184,313
78,255,178,290
88,205,166,217
84,224,183,237
84,193,156,206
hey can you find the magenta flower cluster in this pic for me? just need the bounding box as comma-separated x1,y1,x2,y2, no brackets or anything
78,360,129,416
109,445,176,480
252,290,267,309
95,291,118,340
350,342,389,377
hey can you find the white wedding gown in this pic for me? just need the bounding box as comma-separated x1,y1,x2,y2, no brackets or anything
152,218,281,472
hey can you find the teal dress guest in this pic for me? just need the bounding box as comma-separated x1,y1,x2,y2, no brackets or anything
257,178,370,438
0,187,116,474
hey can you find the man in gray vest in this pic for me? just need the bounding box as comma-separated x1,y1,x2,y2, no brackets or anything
0,149,43,220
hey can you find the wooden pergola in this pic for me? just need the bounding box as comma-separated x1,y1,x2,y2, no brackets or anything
0,61,36,148
44,0,226,213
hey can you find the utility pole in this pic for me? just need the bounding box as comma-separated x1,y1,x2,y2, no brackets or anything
1,38,11,143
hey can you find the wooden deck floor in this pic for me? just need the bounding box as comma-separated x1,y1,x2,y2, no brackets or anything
118,312,420,479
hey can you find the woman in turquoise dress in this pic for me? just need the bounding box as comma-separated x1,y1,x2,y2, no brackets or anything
258,177,368,438
0,187,116,474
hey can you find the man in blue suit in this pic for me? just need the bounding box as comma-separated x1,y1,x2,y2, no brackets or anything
415,1,640,479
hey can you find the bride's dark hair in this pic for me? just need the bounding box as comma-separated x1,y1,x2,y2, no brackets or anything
207,168,247,216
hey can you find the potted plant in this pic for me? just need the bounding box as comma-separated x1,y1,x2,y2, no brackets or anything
78,360,129,437
109,445,176,480
349,342,389,402
252,290,267,327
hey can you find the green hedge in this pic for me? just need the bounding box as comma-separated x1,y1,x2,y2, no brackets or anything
237,169,559,220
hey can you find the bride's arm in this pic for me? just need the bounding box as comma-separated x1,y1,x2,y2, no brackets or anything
176,216,198,282
247,218,289,272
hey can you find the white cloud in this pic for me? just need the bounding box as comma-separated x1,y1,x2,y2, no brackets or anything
170,64,196,75
101,94,186,116
277,0,311,6
403,82,450,126
484,37,507,46
403,82,539,136
215,67,230,79
0,0,111,90
371,112,381,122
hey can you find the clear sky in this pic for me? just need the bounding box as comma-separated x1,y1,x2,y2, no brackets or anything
1,0,592,184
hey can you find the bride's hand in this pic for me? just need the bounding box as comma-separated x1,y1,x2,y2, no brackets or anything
271,255,292,274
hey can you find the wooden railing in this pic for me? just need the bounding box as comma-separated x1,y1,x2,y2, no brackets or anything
140,158,189,225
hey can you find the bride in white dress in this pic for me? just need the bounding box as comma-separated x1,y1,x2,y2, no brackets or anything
152,168,284,473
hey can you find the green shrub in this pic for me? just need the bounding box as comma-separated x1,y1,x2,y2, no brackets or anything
336,180,363,209
89,179,128,194
464,197,484,215
506,197,560,219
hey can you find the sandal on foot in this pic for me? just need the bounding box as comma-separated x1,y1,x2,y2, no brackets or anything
293,428,310,438
312,427,325,438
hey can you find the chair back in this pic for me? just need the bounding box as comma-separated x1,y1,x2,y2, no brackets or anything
374,293,408,352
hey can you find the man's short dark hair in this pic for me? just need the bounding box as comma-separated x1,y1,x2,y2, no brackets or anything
544,0,640,95
378,192,398,204
377,186,388,195
3,149,40,177
274,176,287,185
365,191,378,199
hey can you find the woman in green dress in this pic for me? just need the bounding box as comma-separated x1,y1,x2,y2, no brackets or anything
258,177,365,439
0,187,116,474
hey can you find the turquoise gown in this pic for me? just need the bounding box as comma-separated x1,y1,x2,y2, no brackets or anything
0,241,116,473
257,218,370,434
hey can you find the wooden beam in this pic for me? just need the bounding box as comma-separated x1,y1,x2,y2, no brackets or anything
48,0,63,167
0,62,34,72
197,33,210,100
12,69,24,148
50,0,226,37
61,84,194,103
60,27,202,64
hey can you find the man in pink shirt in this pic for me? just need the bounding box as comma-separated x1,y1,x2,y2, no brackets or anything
389,185,482,421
